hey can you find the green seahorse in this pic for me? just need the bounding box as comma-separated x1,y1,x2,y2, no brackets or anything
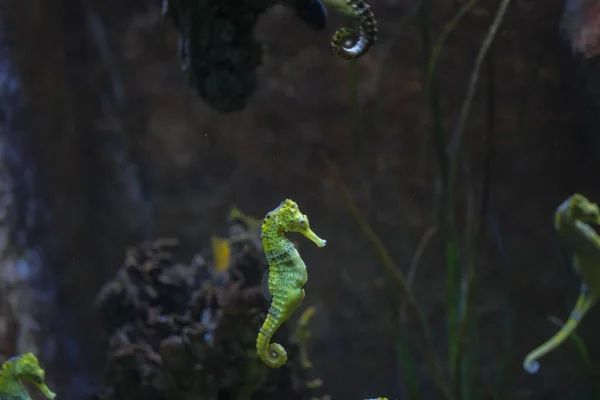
523,193,600,374
0,353,56,400
256,199,327,368
324,0,377,59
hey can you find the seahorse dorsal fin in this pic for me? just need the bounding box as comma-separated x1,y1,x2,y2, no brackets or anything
261,268,272,301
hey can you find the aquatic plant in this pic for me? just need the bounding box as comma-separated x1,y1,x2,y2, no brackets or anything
161,0,268,113
161,0,378,113
319,0,513,398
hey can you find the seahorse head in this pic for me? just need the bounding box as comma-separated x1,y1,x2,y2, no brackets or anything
2,353,56,399
560,193,600,225
275,199,327,248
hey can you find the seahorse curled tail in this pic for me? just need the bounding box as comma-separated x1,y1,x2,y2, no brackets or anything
256,293,291,368
331,0,377,59
523,284,596,374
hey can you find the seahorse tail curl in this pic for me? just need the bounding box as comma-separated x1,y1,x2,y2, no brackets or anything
523,287,595,374
256,314,288,368
331,0,377,59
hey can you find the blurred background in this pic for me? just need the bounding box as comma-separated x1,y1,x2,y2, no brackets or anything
1,0,600,399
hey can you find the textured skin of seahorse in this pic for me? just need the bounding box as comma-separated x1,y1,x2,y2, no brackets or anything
523,193,600,374
256,199,326,368
0,353,56,400
327,0,377,59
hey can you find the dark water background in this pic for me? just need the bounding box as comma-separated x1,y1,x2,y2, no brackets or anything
1,0,600,399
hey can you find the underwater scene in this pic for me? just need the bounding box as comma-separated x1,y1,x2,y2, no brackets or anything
1,0,600,399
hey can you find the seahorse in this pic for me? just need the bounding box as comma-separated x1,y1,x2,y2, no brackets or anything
256,199,327,368
523,193,600,374
293,0,329,31
326,0,377,59
0,353,56,400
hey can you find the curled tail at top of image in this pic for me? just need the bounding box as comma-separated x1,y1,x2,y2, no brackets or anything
327,0,377,59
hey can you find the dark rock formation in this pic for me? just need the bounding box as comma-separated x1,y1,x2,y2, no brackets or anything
162,0,328,113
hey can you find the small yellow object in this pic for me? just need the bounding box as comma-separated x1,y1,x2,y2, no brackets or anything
210,235,231,272
0,352,56,400
256,199,326,368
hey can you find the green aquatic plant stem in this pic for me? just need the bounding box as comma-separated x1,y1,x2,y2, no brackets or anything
450,2,510,395
418,0,462,387
424,0,481,104
421,0,510,397
320,151,452,400
348,60,362,160
446,0,510,181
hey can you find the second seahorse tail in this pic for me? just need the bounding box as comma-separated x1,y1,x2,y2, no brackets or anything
257,310,288,368
523,285,596,374
331,0,377,59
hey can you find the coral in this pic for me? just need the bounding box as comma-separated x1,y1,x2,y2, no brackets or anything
92,210,325,400
161,0,269,114
160,0,333,113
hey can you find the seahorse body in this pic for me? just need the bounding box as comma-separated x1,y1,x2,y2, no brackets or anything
523,194,600,374
0,353,56,400
327,0,377,59
256,199,326,368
